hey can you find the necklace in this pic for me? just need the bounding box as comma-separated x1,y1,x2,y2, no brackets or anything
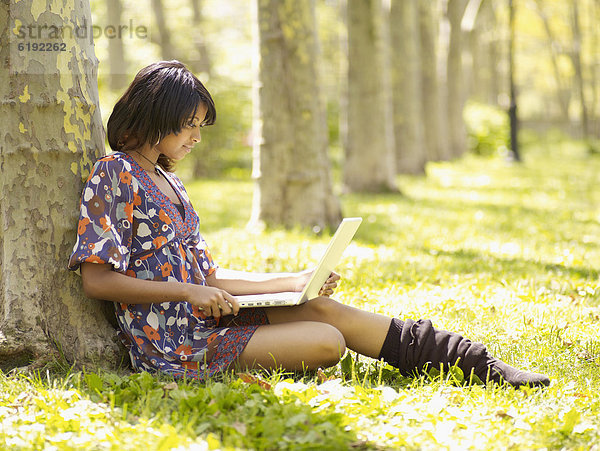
134,150,159,173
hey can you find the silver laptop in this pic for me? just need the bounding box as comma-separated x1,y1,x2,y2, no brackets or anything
237,217,362,308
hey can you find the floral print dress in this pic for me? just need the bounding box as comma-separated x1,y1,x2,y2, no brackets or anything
69,152,267,379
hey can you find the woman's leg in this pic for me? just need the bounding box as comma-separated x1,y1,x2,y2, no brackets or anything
266,297,550,388
266,297,391,359
236,321,346,371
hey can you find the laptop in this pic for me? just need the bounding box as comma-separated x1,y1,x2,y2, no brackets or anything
237,217,362,308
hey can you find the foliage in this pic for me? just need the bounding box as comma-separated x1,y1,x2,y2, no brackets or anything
463,101,509,157
180,78,253,178
2,141,600,449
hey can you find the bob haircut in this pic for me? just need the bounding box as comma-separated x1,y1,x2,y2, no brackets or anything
107,60,216,171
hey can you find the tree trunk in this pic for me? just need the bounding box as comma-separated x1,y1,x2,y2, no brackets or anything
344,0,397,192
446,0,468,158
465,0,500,105
419,0,450,161
390,0,426,174
189,0,212,77
590,0,599,139
533,0,571,122
251,0,341,229
569,0,590,144
0,1,124,371
508,0,520,161
106,0,129,90
151,0,176,60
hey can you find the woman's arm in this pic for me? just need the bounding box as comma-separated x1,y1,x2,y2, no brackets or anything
206,268,340,297
205,268,301,295
80,262,239,317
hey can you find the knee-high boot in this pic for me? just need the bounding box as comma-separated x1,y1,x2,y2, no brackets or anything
378,318,550,388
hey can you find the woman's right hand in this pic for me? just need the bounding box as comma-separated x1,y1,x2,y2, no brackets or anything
185,284,240,318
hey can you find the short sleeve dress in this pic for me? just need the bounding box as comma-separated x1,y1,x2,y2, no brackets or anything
68,152,268,379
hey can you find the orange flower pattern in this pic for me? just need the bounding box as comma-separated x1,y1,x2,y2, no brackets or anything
68,153,267,380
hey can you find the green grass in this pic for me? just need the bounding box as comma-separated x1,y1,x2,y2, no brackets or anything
2,139,600,449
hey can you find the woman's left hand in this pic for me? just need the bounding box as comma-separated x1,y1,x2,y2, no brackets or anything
318,271,340,297
294,269,340,297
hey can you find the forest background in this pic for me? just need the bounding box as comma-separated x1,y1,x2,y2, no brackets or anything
93,0,599,188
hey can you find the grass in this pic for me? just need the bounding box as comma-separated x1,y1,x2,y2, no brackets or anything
2,138,599,449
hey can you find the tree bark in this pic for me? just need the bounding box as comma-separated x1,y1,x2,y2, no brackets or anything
590,0,599,139
251,0,341,229
151,0,176,60
189,0,212,77
106,0,128,90
446,0,468,158
533,0,571,121
390,0,426,174
464,0,500,105
569,0,590,144
344,0,397,192
1,0,124,371
508,0,520,161
419,0,450,161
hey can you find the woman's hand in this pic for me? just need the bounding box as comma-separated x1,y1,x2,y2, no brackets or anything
185,284,240,318
319,272,340,297
294,269,341,297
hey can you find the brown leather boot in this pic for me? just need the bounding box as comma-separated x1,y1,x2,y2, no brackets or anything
379,318,550,388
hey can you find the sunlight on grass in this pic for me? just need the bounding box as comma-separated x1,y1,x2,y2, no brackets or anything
2,140,599,449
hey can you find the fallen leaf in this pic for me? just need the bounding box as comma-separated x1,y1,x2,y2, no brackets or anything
317,368,336,383
237,372,272,390
232,421,247,435
163,382,178,391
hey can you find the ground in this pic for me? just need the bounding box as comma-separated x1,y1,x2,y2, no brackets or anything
1,139,599,450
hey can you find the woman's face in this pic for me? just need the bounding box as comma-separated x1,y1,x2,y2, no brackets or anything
155,103,209,161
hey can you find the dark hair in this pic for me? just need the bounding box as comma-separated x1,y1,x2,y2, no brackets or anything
107,60,216,171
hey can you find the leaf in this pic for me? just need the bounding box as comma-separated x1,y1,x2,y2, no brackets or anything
84,373,103,392
237,373,272,390
232,421,247,435
163,382,178,391
561,408,580,435
317,368,335,383
340,353,353,376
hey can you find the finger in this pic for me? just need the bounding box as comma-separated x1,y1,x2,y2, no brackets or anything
211,302,221,318
210,295,224,318
328,271,341,282
323,282,337,291
223,291,240,316
217,297,233,316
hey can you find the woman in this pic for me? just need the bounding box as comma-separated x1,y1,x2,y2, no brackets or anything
69,61,549,388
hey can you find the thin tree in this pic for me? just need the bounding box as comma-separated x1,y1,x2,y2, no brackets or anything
464,0,501,105
0,1,123,370
251,0,341,229
188,0,214,178
419,0,451,161
446,0,468,158
151,0,176,60
508,0,520,161
344,0,397,192
569,0,591,149
533,0,571,121
106,0,128,90
189,0,212,77
390,0,426,174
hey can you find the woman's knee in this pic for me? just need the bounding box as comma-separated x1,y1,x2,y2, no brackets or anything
316,324,346,367
302,296,344,321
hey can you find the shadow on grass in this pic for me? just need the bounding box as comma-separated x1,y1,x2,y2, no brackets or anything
419,247,599,280
347,193,600,247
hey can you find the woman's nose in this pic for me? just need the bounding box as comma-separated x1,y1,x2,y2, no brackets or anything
192,128,201,143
